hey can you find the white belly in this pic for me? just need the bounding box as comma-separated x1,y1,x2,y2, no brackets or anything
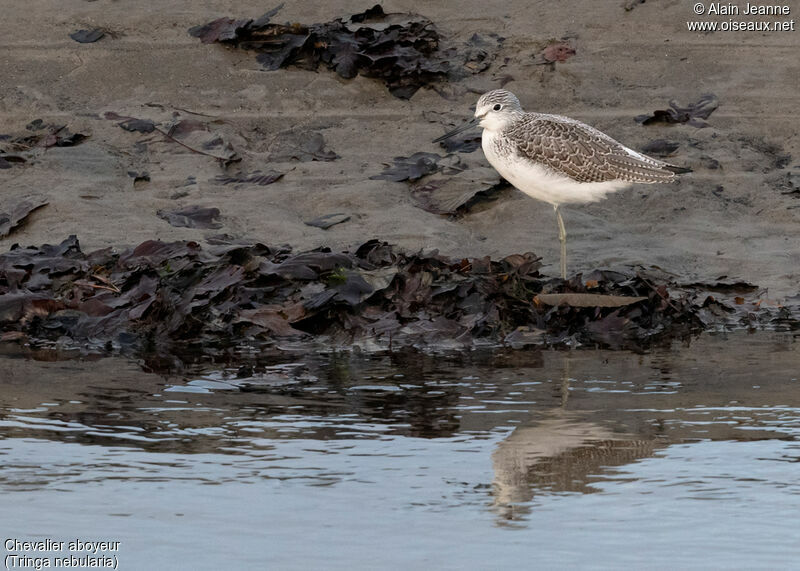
481,130,629,206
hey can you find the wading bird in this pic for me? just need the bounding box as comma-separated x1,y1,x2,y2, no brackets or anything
433,89,687,278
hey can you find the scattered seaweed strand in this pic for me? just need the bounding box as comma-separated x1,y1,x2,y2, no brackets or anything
105,112,238,165
152,125,235,164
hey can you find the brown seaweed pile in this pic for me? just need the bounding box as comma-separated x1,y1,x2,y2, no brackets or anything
0,236,715,353
189,4,499,99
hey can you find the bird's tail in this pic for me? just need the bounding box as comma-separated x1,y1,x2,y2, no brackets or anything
662,163,692,174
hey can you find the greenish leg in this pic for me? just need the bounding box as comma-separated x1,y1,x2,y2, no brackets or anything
554,205,567,279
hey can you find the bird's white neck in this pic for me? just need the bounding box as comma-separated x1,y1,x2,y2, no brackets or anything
478,111,520,134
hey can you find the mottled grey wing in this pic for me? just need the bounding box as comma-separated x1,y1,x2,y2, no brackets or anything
508,115,677,184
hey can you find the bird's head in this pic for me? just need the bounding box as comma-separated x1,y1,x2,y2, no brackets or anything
432,89,523,143
474,89,523,131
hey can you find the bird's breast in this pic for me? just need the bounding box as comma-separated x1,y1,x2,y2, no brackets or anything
480,130,508,171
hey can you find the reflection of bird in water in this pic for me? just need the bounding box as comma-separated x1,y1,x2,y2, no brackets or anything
489,354,662,522
491,411,662,521
434,89,688,278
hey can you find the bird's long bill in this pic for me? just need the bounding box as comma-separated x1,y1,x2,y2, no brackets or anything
432,117,480,143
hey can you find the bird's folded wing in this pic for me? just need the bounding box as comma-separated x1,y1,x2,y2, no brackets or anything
509,115,677,184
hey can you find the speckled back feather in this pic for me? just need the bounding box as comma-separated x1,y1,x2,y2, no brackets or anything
501,113,678,184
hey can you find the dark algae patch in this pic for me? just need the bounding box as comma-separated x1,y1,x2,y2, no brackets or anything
372,152,511,215
0,119,89,154
69,28,105,43
189,4,500,99
215,170,284,187
371,152,444,183
267,131,339,163
157,206,223,229
3,235,788,355
0,195,49,239
636,95,719,127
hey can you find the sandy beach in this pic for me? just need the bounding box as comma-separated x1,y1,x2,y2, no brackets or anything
2,1,798,295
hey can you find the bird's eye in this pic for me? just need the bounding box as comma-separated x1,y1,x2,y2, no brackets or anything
493,104,502,111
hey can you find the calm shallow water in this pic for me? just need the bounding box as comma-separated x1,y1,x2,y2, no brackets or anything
1,332,799,569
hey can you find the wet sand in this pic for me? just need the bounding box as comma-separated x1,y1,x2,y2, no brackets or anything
1,1,798,297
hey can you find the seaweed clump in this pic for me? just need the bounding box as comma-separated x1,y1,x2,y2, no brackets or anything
189,4,499,99
0,236,711,353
